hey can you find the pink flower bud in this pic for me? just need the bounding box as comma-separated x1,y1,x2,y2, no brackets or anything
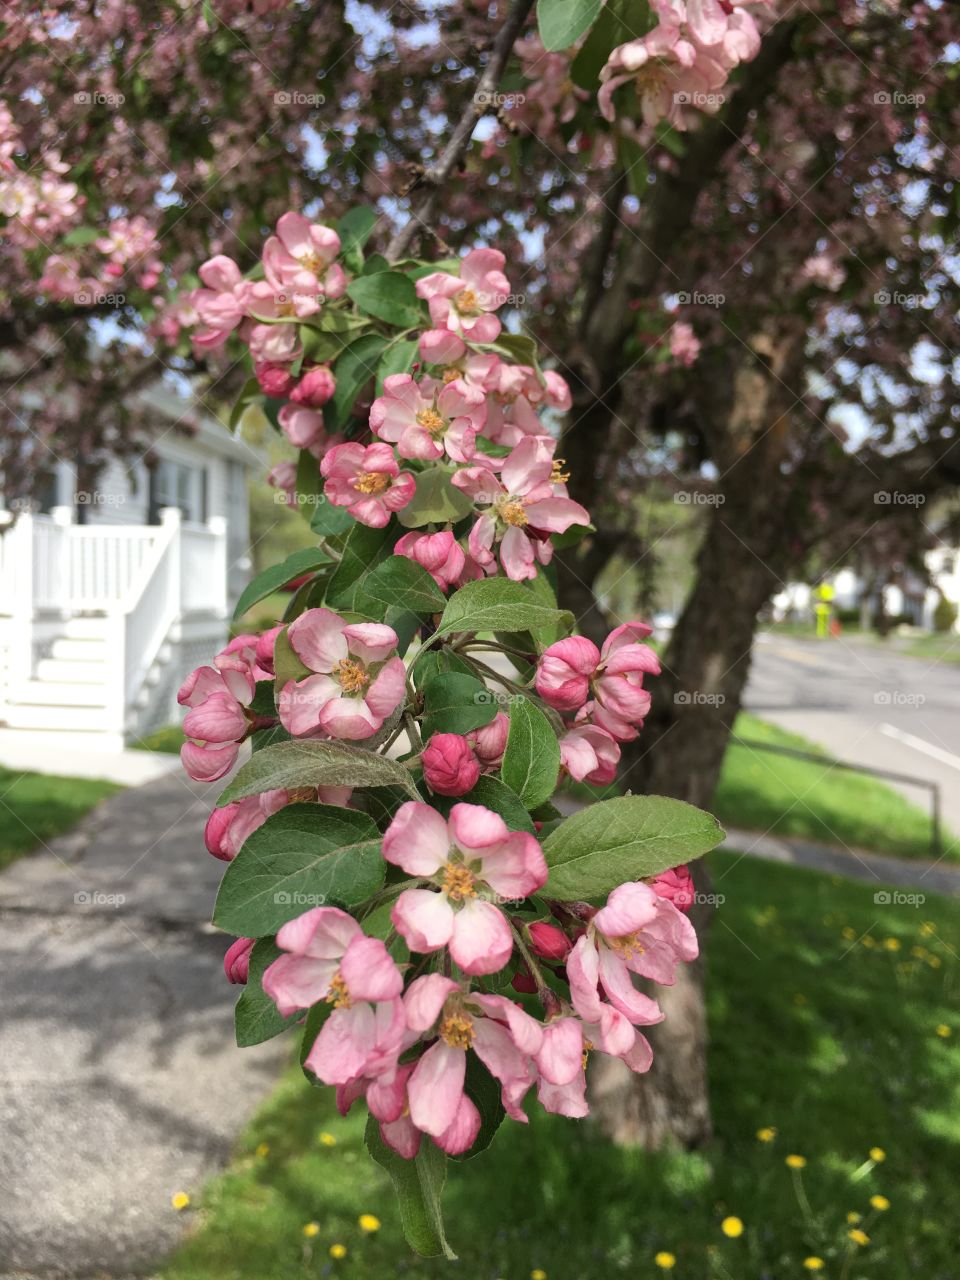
535,635,600,711
290,365,336,407
649,864,695,914
511,969,537,994
528,921,573,961
204,802,240,860
468,711,509,768
224,936,255,984
255,360,295,397
255,624,284,675
394,531,465,592
421,732,481,796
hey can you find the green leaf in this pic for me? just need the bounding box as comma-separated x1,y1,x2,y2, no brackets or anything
271,627,310,697
356,555,446,620
325,334,389,431
365,1117,455,1259
437,579,573,638
452,1055,505,1161
233,547,331,621
213,804,387,935
421,672,497,738
309,497,356,535
61,225,101,248
458,774,536,835
325,521,390,608
362,252,390,276
397,468,475,529
500,697,560,809
337,205,379,256
543,796,724,900
572,0,650,89
234,938,299,1046
522,571,566,647
301,326,351,364
538,0,603,50
377,337,420,392
481,331,542,367
218,739,421,805
347,272,423,328
315,309,372,335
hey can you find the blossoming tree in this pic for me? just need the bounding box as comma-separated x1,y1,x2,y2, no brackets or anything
177,214,729,1252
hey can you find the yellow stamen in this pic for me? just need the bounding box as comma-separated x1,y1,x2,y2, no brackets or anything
442,861,477,902
334,658,370,693
440,1012,475,1050
496,498,528,527
608,931,645,959
325,972,353,1009
455,286,480,316
551,458,571,485
416,407,446,436
442,367,461,383
353,471,390,495
581,1037,595,1071
300,250,325,275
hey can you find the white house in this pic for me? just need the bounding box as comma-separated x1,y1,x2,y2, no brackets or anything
0,386,264,752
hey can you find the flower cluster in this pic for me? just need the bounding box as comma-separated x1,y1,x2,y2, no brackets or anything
598,0,776,130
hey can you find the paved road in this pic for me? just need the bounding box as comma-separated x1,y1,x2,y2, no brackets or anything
745,634,960,840
0,772,286,1280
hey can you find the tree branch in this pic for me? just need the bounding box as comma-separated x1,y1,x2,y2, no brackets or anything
385,0,535,262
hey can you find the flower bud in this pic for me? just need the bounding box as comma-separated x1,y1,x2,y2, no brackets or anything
255,624,283,675
224,936,255,984
650,864,695,914
421,732,481,797
528,921,573,961
254,360,295,397
511,969,537,995
290,365,336,407
394,530,465,592
468,711,509,768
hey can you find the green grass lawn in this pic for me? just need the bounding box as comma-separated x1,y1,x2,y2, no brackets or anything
713,713,954,862
0,765,120,871
130,723,185,754
162,851,959,1280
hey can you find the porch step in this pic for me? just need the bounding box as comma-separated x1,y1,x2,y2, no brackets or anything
35,657,111,684
49,637,108,662
61,616,111,640
3,703,118,732
18,679,110,708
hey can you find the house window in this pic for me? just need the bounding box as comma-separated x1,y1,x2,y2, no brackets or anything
150,461,207,523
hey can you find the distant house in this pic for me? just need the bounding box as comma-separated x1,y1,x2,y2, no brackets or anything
0,386,264,751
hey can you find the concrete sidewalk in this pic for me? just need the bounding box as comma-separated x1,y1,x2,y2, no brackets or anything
0,771,287,1279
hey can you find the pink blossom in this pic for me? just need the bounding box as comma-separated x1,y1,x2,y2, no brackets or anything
267,461,297,503
244,318,301,364
370,373,487,463
263,907,404,1085
204,788,290,860
650,864,696,913
278,403,325,450
528,921,573,961
320,442,415,528
669,320,701,366
559,723,621,785
568,881,698,1042
403,976,543,1142
393,532,465,592
536,1014,654,1117
224,937,255,984
255,361,295,397
421,733,481,797
190,255,248,349
598,27,723,130
255,625,283,675
415,248,511,345
452,436,590,582
262,212,347,310
536,636,599,711
383,802,547,975
290,365,336,408
178,657,255,781
467,711,509,769
278,607,405,740
536,622,660,740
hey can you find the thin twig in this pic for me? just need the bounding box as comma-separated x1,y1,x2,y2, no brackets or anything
385,0,536,262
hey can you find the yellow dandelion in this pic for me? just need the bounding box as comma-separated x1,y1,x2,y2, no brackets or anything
846,1211,862,1224
654,1253,676,1270
171,1192,190,1211
883,937,901,951
911,945,926,959
721,1216,744,1238
531,1271,548,1280
842,926,856,940
803,1260,825,1272
936,1024,951,1038
329,1243,347,1260
255,1142,269,1158
928,955,942,969
358,1214,381,1233
920,921,935,937
848,1228,870,1246
756,1126,777,1142
786,1154,807,1169
319,1131,338,1146
862,935,876,948
869,1147,886,1162
302,1222,320,1239
870,1195,890,1211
